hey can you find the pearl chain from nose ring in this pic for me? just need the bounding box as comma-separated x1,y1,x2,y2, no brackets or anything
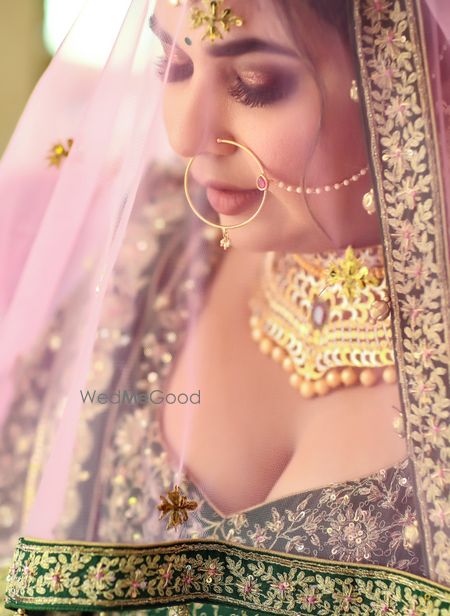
267,166,368,195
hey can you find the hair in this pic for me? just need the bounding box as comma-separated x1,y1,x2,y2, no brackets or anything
269,0,352,52
305,0,352,45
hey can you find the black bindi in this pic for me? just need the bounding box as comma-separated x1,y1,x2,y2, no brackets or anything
184,36,192,46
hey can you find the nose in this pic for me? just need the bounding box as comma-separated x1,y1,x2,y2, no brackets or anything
163,76,233,159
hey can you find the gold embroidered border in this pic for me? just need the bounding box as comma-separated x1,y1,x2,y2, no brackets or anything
355,0,450,584
4,537,450,614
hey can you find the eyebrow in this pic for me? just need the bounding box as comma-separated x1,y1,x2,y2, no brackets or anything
149,15,176,47
207,38,298,58
149,15,298,59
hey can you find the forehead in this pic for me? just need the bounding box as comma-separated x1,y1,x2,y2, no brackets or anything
154,0,292,50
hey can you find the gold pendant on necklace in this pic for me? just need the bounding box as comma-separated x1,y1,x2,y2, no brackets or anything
249,246,397,399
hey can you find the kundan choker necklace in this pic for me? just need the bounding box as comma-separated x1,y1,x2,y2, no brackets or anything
248,245,396,399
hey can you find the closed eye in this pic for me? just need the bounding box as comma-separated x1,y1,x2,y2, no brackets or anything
156,55,193,82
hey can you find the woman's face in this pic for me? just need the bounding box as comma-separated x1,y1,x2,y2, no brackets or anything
153,0,380,253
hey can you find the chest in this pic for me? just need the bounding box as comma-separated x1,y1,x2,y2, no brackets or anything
159,313,407,515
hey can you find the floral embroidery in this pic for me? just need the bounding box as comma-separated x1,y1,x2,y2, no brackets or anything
326,505,383,561
5,538,449,614
355,0,450,583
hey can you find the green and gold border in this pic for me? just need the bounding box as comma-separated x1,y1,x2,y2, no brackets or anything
4,537,450,614
355,0,450,585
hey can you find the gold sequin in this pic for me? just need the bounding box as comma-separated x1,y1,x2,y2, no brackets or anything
154,218,166,231
184,279,196,290
0,505,14,528
154,294,170,310
136,240,148,251
166,331,177,343
93,359,105,373
48,335,62,351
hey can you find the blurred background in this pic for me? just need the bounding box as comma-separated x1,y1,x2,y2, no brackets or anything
0,1,48,155
0,0,133,155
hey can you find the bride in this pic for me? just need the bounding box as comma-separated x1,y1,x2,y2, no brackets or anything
155,0,406,515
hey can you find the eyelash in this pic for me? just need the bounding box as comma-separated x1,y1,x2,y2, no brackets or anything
228,75,292,108
156,57,193,81
156,57,294,108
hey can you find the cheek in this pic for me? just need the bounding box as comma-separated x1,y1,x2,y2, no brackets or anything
162,93,179,148
233,83,322,185
304,59,368,180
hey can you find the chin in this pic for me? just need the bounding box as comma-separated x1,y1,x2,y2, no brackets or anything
218,200,325,253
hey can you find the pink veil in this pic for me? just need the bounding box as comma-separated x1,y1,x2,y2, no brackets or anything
0,0,164,538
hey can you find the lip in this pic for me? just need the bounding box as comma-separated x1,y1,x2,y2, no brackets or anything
190,178,261,216
203,182,261,216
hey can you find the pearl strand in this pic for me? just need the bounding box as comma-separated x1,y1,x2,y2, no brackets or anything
270,166,368,195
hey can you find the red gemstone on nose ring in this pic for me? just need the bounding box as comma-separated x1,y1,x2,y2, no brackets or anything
257,174,268,191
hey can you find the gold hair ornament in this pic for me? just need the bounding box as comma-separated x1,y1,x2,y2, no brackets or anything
184,138,269,250
191,0,244,42
249,245,395,400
